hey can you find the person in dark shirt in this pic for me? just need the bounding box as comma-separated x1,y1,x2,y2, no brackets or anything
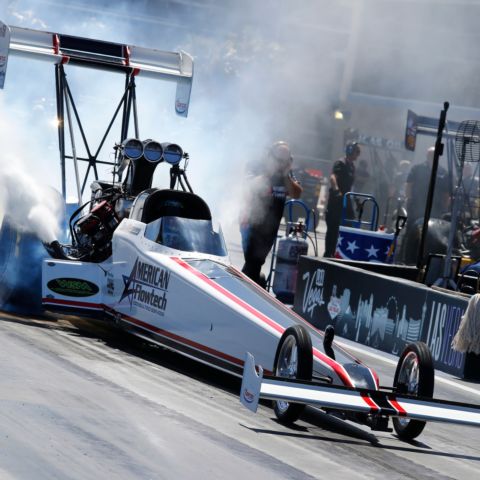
401,146,451,264
405,146,450,223
240,141,302,286
324,141,360,257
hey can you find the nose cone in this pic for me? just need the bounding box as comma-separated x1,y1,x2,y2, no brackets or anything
343,362,378,390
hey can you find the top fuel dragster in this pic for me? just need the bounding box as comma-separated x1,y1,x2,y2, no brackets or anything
2,21,480,443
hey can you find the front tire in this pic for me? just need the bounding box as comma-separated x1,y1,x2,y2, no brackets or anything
273,325,313,424
393,341,434,440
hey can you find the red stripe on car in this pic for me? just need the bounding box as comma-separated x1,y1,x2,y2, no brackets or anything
53,34,60,54
171,257,355,387
171,257,284,334
42,298,102,309
114,310,245,368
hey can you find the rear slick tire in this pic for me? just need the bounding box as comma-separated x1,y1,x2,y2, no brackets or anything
273,325,313,424
393,341,434,440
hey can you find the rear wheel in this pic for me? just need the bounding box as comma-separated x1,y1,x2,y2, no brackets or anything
393,341,434,440
273,325,313,424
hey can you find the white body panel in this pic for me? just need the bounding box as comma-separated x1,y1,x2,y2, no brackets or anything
42,217,372,384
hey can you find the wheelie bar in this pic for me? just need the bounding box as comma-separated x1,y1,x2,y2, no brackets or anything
240,353,480,428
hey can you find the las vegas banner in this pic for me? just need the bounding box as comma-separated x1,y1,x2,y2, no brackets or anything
293,257,469,377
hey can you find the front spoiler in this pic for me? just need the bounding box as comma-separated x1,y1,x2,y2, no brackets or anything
240,352,480,428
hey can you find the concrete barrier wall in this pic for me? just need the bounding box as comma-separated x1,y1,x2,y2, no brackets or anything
293,257,468,377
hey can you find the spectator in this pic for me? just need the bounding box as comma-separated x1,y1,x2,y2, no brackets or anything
240,141,302,286
324,141,361,257
394,160,412,199
462,163,480,221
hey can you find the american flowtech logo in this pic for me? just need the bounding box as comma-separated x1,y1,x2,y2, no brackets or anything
120,258,170,315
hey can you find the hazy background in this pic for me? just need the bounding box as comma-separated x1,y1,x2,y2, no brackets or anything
2,0,480,240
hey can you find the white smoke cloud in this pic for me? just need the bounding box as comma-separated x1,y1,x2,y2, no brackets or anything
2,0,480,248
0,159,63,243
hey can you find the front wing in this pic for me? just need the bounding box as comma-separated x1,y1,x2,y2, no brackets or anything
240,353,480,428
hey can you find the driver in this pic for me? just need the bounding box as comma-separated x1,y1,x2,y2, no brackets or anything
240,141,302,287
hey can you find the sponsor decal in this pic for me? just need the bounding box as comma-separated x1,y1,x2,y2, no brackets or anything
106,274,114,296
127,225,141,235
301,268,325,317
175,100,187,114
242,388,255,404
120,258,170,315
327,296,341,320
270,185,287,199
47,278,99,297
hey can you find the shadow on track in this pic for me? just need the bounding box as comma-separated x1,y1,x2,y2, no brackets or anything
0,310,241,395
243,405,480,462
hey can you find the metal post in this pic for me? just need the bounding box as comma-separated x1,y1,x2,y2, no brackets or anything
131,76,140,139
55,64,66,199
121,72,133,142
416,101,449,269
64,84,82,203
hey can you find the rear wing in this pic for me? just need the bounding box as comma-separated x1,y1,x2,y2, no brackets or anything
0,20,193,117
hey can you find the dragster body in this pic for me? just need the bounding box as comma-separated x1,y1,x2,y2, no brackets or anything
41,190,376,389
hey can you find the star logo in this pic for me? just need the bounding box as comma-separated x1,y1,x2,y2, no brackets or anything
365,244,379,258
120,258,139,307
336,235,343,247
346,240,359,253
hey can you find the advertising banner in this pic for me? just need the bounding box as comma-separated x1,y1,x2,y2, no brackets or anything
293,257,467,376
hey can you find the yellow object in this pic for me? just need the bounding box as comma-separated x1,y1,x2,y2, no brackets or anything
460,256,475,271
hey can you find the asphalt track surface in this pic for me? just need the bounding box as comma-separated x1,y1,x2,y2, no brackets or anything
1,235,480,479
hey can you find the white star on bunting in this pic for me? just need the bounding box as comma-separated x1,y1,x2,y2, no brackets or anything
346,240,359,253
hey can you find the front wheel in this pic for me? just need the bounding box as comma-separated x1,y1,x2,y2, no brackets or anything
393,341,434,440
273,325,313,424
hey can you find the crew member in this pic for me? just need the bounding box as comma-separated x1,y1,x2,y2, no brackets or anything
240,141,302,286
324,141,361,257
405,146,450,224
402,146,450,264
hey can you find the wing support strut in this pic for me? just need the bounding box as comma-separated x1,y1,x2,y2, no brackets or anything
0,20,194,200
